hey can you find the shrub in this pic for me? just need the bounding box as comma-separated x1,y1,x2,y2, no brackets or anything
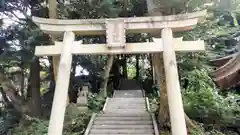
8,92,106,135
148,69,240,134
87,93,106,112
183,69,240,130
8,109,92,135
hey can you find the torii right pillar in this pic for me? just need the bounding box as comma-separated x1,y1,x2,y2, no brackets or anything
161,28,187,135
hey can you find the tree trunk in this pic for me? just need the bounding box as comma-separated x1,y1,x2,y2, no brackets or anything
20,60,25,97
111,58,121,90
48,56,55,91
146,4,166,125
135,55,140,80
146,0,195,129
27,57,42,117
69,56,77,103
0,71,30,114
122,55,127,78
149,54,154,81
102,55,114,97
0,88,11,105
152,53,170,128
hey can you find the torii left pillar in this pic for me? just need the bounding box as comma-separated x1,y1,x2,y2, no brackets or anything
48,0,70,105
48,31,74,135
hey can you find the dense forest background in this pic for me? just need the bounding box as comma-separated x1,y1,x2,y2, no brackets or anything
0,0,240,135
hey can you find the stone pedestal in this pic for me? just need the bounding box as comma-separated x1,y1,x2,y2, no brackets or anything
76,84,90,111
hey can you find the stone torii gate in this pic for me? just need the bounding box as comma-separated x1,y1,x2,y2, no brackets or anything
32,10,206,135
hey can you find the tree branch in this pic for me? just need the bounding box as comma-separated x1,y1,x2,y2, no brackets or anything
0,70,30,113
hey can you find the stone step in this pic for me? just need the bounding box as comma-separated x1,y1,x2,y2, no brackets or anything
98,113,150,117
108,100,145,103
109,98,145,100
106,104,146,107
105,107,146,110
107,102,146,104
105,108,147,110
95,116,151,121
107,103,146,106
107,102,146,105
108,102,145,104
105,109,147,112
111,101,145,103
108,101,146,104
104,110,147,114
106,105,146,108
85,89,155,135
119,80,142,90
89,133,154,135
90,129,154,134
92,124,153,129
113,91,143,98
106,111,146,114
94,120,152,125
108,99,145,102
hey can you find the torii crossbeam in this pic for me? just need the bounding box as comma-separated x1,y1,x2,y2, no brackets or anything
35,39,204,55
32,10,206,135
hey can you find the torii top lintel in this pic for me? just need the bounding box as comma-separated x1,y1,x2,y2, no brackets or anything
32,10,206,36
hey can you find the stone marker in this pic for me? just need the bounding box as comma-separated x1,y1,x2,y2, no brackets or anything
77,83,90,111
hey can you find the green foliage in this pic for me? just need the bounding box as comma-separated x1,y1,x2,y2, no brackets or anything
8,118,48,135
8,111,92,135
148,68,240,134
127,63,136,79
147,93,160,113
0,108,21,135
178,3,240,132
182,69,239,125
87,93,106,111
189,123,226,135
7,93,106,135
59,0,122,19
63,111,92,135
6,90,106,135
186,0,202,10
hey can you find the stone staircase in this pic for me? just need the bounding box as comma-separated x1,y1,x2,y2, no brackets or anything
84,90,158,135
118,79,142,90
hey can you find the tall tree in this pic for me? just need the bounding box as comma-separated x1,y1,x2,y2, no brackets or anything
101,55,114,97
146,0,170,129
0,0,49,117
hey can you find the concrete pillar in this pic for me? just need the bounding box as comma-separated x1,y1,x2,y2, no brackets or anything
48,31,75,135
161,28,187,135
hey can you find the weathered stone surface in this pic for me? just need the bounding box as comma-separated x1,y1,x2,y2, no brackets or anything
106,19,126,48
113,90,143,98
85,90,156,135
77,85,89,106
